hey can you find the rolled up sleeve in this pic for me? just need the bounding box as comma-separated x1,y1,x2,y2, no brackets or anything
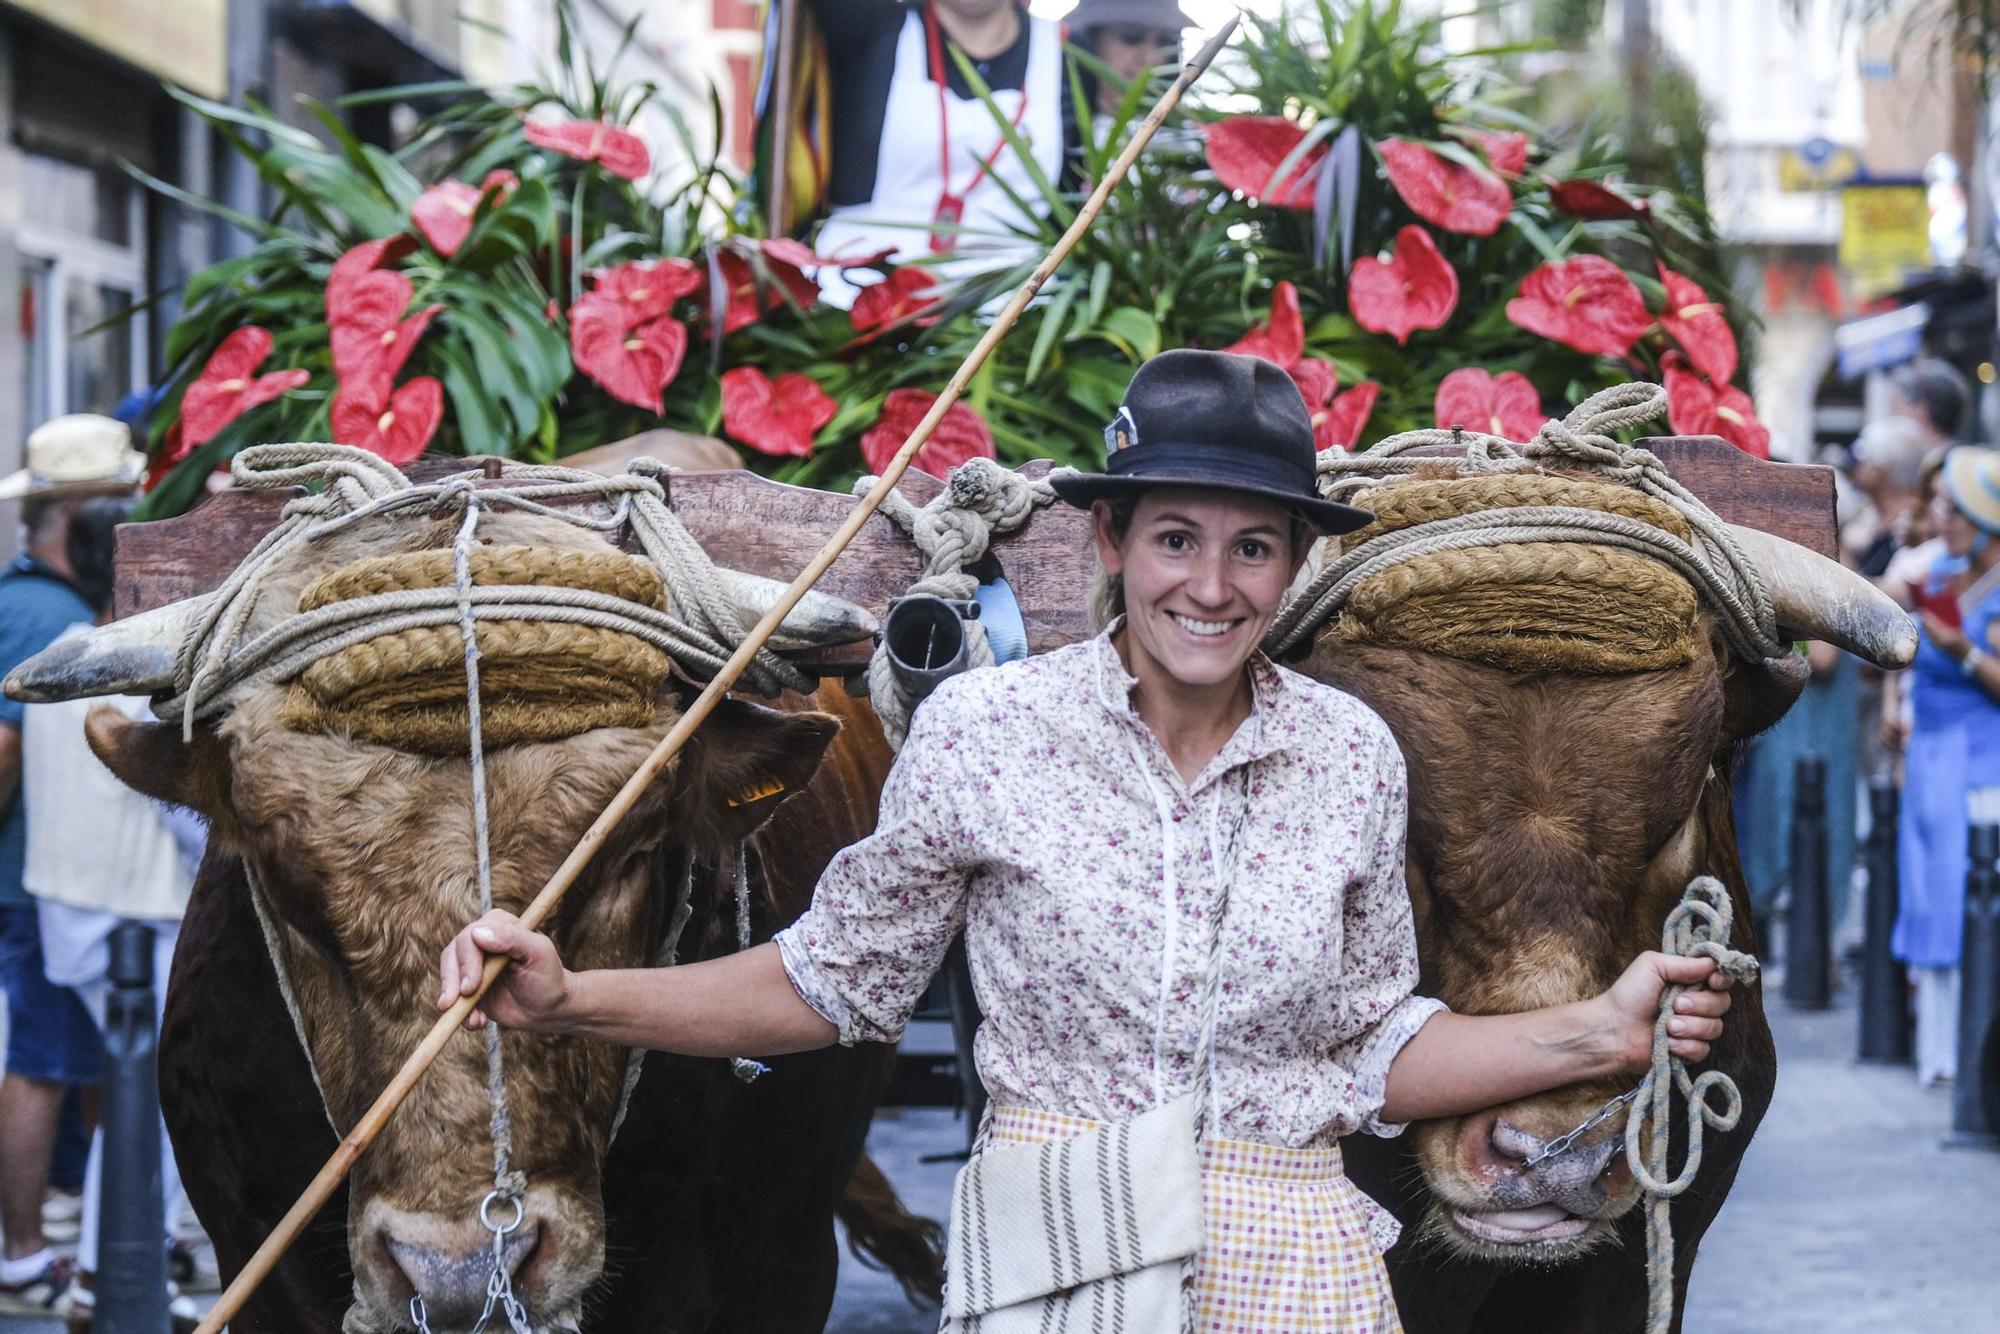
1328,728,1447,1137
774,685,981,1045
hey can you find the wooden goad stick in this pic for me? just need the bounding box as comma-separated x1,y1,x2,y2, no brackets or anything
196,19,1236,1331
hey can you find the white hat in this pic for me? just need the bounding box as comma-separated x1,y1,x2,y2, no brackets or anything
0,414,146,501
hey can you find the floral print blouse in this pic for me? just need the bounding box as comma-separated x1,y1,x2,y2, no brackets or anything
775,624,1445,1148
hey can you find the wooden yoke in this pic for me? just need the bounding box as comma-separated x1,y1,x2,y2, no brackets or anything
111,434,1834,669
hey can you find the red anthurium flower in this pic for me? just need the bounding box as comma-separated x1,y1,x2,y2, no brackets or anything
1505,255,1651,358
330,287,443,395
1657,265,1738,386
570,302,687,411
1205,116,1325,209
1462,129,1528,180
719,367,838,459
1664,361,1769,459
861,388,996,479
1545,176,1648,220
1223,280,1305,368
178,327,310,451
584,258,703,330
1285,357,1358,451
1379,139,1512,236
1434,368,1543,442
1348,225,1459,344
1288,357,1339,413
411,170,518,257
330,377,444,464
1320,381,1379,452
714,249,819,334
523,117,650,180
328,236,417,310
851,266,942,333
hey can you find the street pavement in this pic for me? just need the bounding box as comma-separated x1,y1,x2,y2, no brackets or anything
4,987,1990,1332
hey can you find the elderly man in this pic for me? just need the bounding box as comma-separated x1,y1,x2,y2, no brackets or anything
0,415,141,1310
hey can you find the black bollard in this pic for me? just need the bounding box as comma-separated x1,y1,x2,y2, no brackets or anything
1858,781,1913,1063
96,922,169,1333
1950,824,2000,1144
1784,754,1832,1010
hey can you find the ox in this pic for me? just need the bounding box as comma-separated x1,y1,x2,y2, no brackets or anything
1301,509,1914,1333
8,507,942,1333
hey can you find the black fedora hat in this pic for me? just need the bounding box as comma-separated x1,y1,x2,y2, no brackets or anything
1049,349,1373,535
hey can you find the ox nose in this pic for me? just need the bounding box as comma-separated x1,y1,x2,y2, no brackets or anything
1484,1117,1621,1211
376,1214,542,1326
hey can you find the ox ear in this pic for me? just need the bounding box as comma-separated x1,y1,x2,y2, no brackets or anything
669,697,840,852
84,707,231,819
1720,649,1809,741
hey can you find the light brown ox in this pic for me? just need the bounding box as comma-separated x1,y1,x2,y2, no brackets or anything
10,507,939,1333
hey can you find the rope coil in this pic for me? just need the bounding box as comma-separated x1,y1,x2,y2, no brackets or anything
855,458,1062,748
1264,383,1787,666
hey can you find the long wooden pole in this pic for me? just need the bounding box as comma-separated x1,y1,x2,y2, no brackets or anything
195,20,1236,1331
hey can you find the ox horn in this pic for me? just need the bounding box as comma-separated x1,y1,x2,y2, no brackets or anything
709,569,877,651
1725,524,1918,669
3,598,197,704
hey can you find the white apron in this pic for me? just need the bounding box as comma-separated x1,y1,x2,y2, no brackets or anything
817,7,1064,307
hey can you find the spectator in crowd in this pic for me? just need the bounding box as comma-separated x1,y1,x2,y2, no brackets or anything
23,497,201,1321
802,0,1073,303
1068,0,1190,117
1843,416,1936,578
1894,446,2000,1086
0,415,143,1310
1891,357,1972,450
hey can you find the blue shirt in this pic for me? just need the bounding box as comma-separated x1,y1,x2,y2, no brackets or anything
0,556,93,908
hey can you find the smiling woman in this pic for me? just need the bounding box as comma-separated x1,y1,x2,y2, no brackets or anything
440,349,1737,1334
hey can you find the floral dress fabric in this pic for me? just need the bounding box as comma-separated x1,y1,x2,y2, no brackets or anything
776,625,1443,1329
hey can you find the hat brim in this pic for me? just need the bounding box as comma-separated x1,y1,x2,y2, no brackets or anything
0,451,147,502
1048,469,1373,536
1944,447,2000,535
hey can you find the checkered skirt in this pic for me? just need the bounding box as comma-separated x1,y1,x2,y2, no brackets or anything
985,1105,1402,1334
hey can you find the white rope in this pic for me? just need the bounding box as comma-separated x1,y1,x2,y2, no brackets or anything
1264,383,1787,664
856,458,1062,748
728,845,770,1084
160,443,811,739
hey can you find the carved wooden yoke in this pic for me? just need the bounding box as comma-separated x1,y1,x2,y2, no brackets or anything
113,436,1836,677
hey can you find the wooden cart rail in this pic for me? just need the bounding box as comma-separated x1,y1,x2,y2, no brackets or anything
114,435,1836,674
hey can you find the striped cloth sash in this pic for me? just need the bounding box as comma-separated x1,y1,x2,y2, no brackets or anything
941,1092,1203,1331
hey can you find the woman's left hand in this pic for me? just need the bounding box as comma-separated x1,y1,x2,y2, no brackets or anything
1598,952,1735,1074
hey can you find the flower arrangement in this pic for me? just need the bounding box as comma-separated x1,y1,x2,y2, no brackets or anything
135,1,1762,518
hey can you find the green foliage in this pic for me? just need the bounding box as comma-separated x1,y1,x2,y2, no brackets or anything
138,0,1752,514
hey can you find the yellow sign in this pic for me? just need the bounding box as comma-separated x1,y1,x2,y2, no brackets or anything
6,0,227,99
1840,184,1931,297
1779,146,1860,193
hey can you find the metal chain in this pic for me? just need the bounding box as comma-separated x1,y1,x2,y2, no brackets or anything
1518,1086,1642,1171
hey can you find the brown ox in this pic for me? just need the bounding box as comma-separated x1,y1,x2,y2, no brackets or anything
1297,507,1912,1332
12,508,941,1332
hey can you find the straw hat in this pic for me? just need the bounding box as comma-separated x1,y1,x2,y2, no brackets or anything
0,415,145,502
1943,446,2000,536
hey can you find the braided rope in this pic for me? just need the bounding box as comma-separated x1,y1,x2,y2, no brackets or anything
855,458,1061,748
1265,383,1787,665
161,444,811,740
1628,876,1760,1334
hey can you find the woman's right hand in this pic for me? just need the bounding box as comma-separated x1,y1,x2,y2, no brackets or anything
438,909,572,1033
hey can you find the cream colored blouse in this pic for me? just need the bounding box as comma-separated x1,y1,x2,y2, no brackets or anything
776,625,1444,1148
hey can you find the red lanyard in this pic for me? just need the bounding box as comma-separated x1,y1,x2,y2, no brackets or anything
923,0,1028,250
